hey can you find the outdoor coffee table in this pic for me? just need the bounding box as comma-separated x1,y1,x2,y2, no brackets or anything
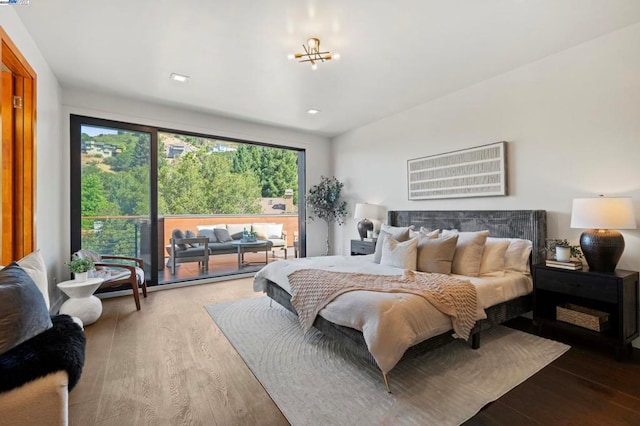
230,240,269,268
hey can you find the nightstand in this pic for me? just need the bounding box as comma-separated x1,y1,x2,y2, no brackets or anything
532,264,639,359
351,239,376,255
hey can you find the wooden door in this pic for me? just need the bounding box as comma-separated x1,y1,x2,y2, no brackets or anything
0,27,36,264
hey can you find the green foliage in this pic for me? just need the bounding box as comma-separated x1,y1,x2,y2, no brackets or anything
158,150,262,215
67,257,94,273
82,219,139,257
307,176,347,255
79,129,298,254
546,239,583,259
232,145,298,203
307,176,348,225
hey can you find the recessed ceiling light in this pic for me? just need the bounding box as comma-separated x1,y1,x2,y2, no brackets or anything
307,109,320,114
170,73,189,82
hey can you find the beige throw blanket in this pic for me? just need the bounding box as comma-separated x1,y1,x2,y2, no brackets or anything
288,269,478,341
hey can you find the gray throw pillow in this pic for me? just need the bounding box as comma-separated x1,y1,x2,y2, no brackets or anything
198,229,218,244
214,228,233,243
172,229,187,250
184,230,200,247
0,263,53,355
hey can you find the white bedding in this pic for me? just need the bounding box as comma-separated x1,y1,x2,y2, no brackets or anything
254,255,532,373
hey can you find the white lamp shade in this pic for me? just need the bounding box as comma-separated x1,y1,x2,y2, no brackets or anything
570,197,636,230
354,203,384,220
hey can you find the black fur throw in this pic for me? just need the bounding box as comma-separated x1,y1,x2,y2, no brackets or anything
0,314,86,393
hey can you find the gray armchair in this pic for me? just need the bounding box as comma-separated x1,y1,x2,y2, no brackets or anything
167,229,210,274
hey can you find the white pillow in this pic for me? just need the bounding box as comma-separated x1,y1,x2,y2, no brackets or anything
267,223,283,238
227,223,252,238
251,223,275,239
381,236,418,270
410,227,439,239
479,237,510,277
374,227,412,263
17,250,49,310
196,224,226,231
504,238,533,274
451,230,489,277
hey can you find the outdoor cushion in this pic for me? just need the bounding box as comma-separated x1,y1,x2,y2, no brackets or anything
227,224,251,239
214,228,233,242
267,223,283,239
208,242,237,252
184,230,200,247
196,224,226,231
172,229,188,250
251,223,275,239
267,238,286,247
197,229,218,243
173,247,208,258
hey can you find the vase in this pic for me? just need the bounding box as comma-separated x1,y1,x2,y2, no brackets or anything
555,246,571,262
74,271,88,282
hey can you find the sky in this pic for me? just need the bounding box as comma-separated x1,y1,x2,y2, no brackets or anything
82,125,118,137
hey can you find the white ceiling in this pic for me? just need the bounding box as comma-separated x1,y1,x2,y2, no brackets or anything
15,1,640,137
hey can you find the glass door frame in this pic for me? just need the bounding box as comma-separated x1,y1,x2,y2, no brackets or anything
70,114,307,286
70,115,159,284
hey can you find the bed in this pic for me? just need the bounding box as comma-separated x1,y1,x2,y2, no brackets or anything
254,210,547,391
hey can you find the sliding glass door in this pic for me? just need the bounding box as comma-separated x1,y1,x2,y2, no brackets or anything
71,115,305,287
70,116,157,284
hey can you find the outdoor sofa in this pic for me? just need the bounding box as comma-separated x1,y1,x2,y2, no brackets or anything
166,222,287,273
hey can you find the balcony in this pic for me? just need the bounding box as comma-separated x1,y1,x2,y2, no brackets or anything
80,214,299,286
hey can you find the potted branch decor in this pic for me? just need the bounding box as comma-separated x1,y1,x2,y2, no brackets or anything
307,176,348,255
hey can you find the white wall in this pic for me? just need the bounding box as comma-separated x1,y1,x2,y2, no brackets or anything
332,24,640,343
61,89,332,260
0,9,64,309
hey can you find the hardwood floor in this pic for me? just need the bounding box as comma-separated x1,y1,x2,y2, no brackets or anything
72,278,287,426
73,279,640,425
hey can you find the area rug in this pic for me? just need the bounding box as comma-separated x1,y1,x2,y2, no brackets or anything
206,297,569,426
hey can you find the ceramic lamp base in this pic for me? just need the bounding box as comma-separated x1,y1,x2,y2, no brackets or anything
357,219,373,240
580,229,625,272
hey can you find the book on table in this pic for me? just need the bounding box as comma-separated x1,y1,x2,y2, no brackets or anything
545,259,583,270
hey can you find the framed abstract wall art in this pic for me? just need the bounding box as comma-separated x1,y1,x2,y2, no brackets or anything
407,142,507,200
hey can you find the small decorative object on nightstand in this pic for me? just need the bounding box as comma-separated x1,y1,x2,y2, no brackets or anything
354,203,385,240
351,239,376,256
533,264,639,359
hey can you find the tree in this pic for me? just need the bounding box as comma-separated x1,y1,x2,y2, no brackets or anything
158,152,209,214
307,176,348,255
232,145,298,202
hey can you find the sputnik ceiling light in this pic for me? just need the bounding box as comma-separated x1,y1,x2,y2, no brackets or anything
288,37,339,70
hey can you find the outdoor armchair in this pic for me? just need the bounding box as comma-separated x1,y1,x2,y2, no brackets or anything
73,250,147,311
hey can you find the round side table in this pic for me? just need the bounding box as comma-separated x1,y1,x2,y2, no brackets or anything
57,277,104,325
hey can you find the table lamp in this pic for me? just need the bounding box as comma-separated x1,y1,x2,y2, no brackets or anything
354,203,383,240
570,196,636,272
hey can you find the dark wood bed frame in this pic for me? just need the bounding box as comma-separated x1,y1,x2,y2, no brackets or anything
265,210,547,390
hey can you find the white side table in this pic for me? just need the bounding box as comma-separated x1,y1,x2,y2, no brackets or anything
57,277,104,325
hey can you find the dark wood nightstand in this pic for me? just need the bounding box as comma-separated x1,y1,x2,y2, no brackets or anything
532,264,639,359
351,239,376,255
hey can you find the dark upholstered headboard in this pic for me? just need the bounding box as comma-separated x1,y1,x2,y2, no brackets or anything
388,210,547,265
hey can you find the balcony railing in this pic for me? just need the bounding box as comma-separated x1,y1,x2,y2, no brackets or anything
81,216,140,258
81,213,299,264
